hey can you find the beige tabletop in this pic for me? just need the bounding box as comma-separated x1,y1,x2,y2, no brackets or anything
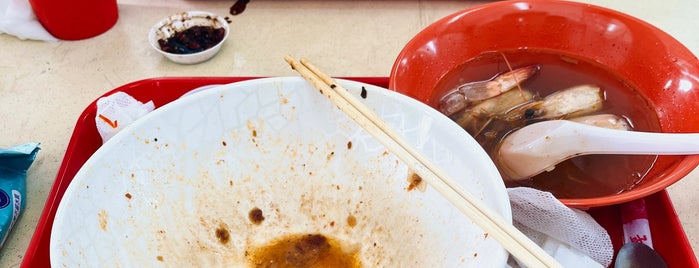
0,0,697,266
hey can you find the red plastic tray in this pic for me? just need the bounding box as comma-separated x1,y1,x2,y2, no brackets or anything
22,77,697,267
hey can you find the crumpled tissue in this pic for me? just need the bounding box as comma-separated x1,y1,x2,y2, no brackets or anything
95,88,615,268
96,92,155,143
0,0,57,41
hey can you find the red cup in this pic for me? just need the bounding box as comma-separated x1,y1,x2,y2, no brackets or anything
28,0,118,40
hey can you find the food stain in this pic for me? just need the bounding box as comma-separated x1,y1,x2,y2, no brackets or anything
249,207,265,225
98,209,108,231
246,233,361,268
98,114,118,128
347,141,352,150
346,215,357,227
156,255,164,262
124,193,132,199
216,223,231,245
230,0,250,15
406,172,426,192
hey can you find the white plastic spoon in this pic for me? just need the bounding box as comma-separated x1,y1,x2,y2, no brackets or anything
498,120,699,180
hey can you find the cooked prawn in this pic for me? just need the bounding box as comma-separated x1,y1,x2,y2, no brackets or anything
524,84,604,120
438,65,541,116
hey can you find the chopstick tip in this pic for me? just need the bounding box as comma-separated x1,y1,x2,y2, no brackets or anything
284,55,298,70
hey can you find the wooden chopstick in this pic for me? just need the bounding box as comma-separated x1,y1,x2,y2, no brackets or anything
284,55,562,268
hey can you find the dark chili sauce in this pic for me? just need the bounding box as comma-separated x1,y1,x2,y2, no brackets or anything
158,25,225,54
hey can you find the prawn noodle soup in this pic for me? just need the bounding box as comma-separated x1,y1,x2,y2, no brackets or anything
430,49,660,199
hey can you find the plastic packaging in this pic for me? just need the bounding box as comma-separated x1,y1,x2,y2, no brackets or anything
0,142,40,248
621,198,653,248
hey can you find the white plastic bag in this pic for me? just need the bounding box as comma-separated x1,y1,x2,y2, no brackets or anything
508,187,614,267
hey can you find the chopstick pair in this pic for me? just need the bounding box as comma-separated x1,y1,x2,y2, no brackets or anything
284,55,562,268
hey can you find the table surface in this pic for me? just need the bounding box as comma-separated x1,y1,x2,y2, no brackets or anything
1,0,697,266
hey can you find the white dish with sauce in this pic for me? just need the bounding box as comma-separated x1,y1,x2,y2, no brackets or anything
148,11,230,64
50,77,511,267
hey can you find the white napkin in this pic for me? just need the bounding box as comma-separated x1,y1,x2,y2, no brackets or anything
0,0,57,41
95,92,155,143
94,90,614,268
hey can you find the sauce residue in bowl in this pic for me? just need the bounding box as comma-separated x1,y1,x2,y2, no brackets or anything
246,233,361,268
248,207,265,225
158,25,226,54
406,172,426,192
431,49,661,199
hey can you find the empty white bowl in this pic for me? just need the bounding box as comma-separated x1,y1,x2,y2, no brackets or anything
50,77,511,267
148,11,230,64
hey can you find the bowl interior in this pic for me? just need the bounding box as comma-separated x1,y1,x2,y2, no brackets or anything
389,0,699,207
50,77,511,266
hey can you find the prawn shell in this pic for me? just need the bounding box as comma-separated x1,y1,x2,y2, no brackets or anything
438,65,540,116
452,89,535,135
438,89,469,116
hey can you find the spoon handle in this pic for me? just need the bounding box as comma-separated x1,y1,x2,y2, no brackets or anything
567,122,699,155
498,120,699,180
621,199,653,249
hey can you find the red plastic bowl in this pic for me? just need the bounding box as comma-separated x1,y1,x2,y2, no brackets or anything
389,0,699,208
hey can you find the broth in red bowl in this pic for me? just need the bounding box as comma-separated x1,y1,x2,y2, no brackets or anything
389,0,699,208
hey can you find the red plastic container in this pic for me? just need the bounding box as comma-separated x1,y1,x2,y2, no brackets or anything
21,77,697,267
28,0,118,40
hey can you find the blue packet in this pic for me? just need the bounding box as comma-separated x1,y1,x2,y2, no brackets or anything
0,142,40,248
